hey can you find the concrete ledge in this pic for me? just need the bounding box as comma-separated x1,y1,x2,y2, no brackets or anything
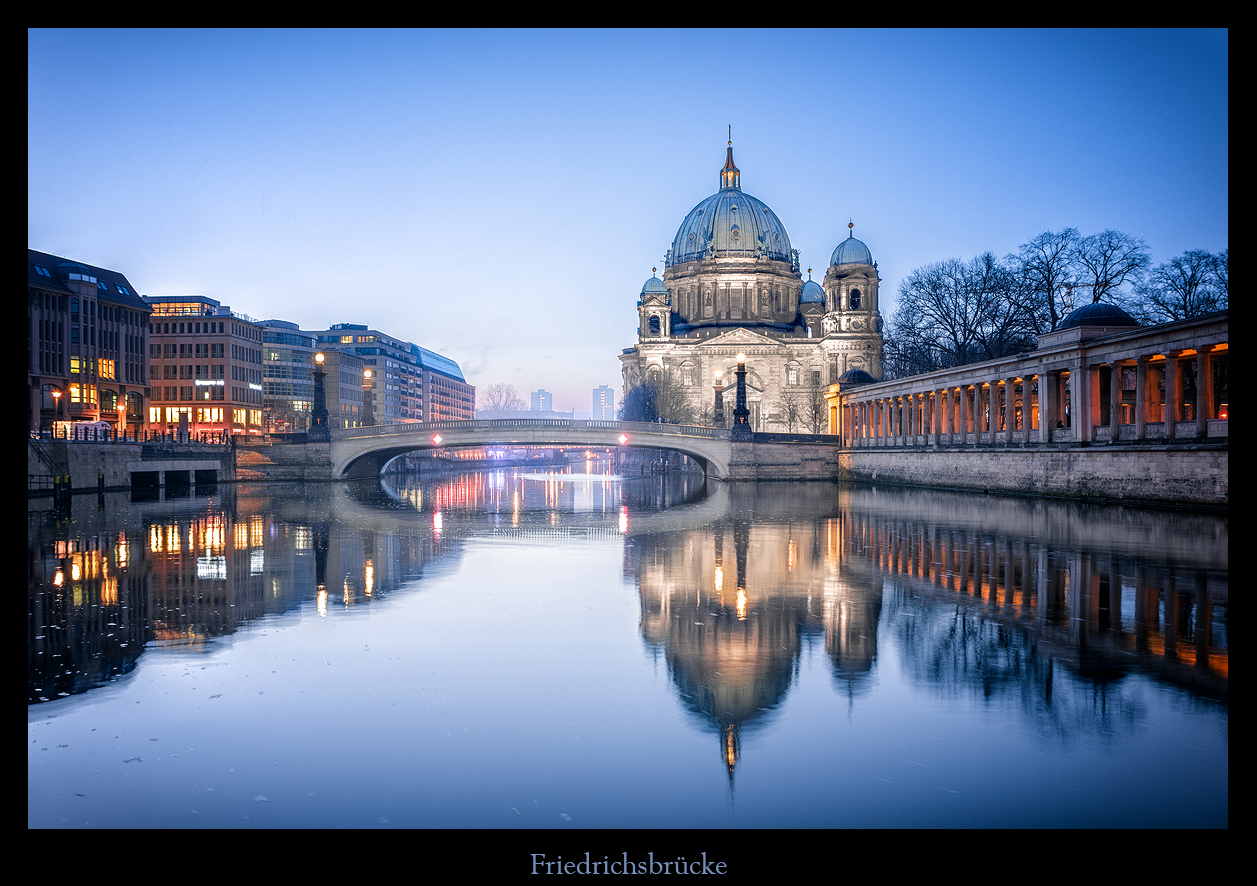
839,445,1227,508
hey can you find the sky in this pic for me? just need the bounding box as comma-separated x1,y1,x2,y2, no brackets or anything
28,29,1228,414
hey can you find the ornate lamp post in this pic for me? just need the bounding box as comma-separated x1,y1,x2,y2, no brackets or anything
732,352,752,439
360,368,375,427
310,352,330,441
51,389,62,436
713,369,725,428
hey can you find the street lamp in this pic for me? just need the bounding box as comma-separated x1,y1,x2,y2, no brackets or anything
51,389,62,436
360,368,374,426
310,352,330,441
732,352,751,439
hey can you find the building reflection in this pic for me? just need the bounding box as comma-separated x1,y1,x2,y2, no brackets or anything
28,479,463,704
628,483,885,779
625,483,1227,778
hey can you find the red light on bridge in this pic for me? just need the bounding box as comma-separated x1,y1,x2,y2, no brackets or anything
618,434,629,445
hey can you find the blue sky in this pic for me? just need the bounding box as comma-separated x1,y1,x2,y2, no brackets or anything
28,29,1228,413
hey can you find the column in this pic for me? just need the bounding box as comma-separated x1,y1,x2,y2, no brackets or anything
1109,361,1123,442
1006,375,1020,443
1072,361,1094,444
1041,371,1056,443
988,378,999,439
1134,357,1149,440
1196,348,1214,438
1165,353,1181,439
971,383,982,446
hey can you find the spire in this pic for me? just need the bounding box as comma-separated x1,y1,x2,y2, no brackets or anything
848,219,855,238
720,126,740,190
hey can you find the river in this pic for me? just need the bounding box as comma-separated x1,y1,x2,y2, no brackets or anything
28,461,1228,829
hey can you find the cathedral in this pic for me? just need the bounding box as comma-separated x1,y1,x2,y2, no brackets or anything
620,139,884,431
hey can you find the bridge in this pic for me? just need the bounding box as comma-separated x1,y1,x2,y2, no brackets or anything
236,419,844,482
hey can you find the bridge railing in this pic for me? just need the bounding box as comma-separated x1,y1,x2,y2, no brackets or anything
334,419,732,440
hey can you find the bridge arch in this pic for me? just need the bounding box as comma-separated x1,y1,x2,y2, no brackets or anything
330,420,734,481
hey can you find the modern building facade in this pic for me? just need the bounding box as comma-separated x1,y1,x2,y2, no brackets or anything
144,294,265,438
312,324,474,424
620,141,884,431
531,389,553,412
261,319,322,432
28,249,152,436
412,344,475,422
593,385,615,420
321,347,367,428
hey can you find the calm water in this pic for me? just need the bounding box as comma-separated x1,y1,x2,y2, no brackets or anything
28,463,1228,828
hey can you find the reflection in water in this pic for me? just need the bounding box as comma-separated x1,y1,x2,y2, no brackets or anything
625,484,1226,781
28,465,1227,827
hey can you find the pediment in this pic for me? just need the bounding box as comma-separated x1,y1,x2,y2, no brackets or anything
703,327,782,348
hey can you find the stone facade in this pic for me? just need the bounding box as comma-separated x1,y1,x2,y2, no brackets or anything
620,142,883,431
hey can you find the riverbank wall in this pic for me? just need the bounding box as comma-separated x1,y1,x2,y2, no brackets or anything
837,444,1227,509
28,438,236,494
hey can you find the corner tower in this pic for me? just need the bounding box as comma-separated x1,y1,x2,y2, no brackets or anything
821,222,884,380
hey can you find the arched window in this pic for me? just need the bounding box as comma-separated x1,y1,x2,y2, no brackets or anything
648,316,661,336
850,289,862,310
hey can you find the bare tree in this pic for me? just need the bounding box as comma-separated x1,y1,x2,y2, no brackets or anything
1071,229,1150,307
774,391,803,432
1134,249,1228,323
1011,228,1080,332
478,382,524,413
886,253,1036,378
620,369,695,424
803,381,829,434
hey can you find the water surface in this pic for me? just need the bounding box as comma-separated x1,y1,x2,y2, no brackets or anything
28,465,1228,828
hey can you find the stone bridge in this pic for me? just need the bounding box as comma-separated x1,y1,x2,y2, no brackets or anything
240,420,844,482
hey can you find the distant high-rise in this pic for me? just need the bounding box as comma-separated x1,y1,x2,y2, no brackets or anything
593,385,615,420
531,389,552,412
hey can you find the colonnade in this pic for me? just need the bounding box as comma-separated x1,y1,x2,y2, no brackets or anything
827,313,1228,448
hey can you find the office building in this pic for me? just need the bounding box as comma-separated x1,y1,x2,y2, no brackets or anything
28,249,151,436
145,294,264,437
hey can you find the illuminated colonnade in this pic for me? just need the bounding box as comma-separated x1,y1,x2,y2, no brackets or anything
827,312,1228,448
835,503,1227,680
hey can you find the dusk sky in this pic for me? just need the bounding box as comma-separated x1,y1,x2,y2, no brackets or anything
28,29,1228,413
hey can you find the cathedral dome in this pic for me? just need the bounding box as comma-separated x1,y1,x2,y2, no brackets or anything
830,225,874,267
800,279,825,304
669,144,793,266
